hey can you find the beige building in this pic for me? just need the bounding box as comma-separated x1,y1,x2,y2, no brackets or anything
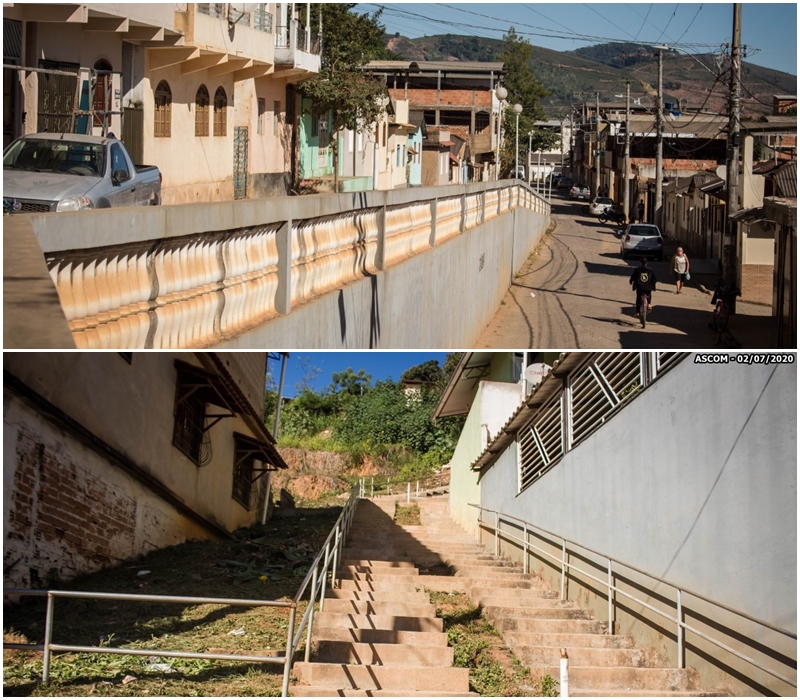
3,3,320,203
3,352,287,589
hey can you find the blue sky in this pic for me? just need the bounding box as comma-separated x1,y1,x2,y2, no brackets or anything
355,2,797,75
267,352,450,397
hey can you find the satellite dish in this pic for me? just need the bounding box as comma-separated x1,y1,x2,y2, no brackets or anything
525,363,552,389
716,166,727,181
229,3,257,14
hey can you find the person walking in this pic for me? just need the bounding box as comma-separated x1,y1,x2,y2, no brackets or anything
671,247,690,294
637,200,645,223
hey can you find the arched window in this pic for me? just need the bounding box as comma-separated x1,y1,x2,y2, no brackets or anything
195,85,209,137
213,86,227,137
154,80,172,138
93,59,112,128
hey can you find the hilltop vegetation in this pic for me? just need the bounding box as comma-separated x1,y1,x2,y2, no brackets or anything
385,34,796,116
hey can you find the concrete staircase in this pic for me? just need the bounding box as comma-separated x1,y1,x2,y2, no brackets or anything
413,496,722,697
291,495,722,696
289,498,472,696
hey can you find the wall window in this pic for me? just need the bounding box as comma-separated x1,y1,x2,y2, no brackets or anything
311,114,319,138
195,85,209,137
273,101,281,136
154,80,172,138
257,97,265,135
173,390,206,466
213,86,227,137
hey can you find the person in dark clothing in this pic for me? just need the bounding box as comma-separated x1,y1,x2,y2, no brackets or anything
630,257,657,313
637,200,645,223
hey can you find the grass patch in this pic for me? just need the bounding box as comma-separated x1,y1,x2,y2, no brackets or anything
3,510,341,697
393,503,421,526
429,590,539,697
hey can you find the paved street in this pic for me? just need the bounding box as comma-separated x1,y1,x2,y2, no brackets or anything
476,193,775,349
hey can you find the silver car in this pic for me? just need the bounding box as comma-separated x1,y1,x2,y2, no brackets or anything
620,224,664,261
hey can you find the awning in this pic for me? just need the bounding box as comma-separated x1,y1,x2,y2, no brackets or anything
233,432,284,472
449,154,460,165
174,359,241,415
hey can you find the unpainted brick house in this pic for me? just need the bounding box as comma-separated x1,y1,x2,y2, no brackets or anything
3,352,286,589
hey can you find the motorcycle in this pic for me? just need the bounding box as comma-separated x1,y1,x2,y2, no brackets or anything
599,210,627,225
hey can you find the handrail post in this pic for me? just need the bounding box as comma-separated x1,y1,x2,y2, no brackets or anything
319,541,331,611
560,540,566,599
607,558,613,635
559,648,570,697
523,522,528,575
303,566,319,663
331,529,340,590
494,511,499,557
42,592,55,683
677,589,684,669
280,606,297,697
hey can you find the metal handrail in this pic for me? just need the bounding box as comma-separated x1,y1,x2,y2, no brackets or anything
469,503,797,689
3,486,362,696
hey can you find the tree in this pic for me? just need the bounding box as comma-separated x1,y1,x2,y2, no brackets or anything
330,367,372,395
499,28,558,176
299,5,390,190
294,356,322,393
401,359,443,385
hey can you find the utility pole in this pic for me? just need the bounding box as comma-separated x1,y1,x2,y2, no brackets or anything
623,80,631,223
724,3,742,293
655,47,664,228
595,91,601,197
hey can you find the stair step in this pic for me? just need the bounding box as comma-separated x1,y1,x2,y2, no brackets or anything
516,644,655,668
314,612,443,632
314,640,454,666
312,626,447,647
339,564,421,576
336,579,422,592
496,617,609,635
506,631,637,649
325,589,430,604
340,559,418,568
289,686,474,696
564,666,700,691
483,604,594,621
470,586,558,600
291,662,470,692
322,599,436,617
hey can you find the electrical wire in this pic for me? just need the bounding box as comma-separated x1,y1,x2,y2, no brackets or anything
633,4,653,42
673,4,703,46
654,4,679,46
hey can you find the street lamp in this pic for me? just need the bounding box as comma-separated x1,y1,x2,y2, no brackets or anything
528,131,534,185
495,86,508,180
513,103,523,180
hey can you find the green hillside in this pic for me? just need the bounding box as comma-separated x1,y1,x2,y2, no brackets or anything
384,34,797,117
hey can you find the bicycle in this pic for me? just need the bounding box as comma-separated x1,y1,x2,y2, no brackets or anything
637,290,650,328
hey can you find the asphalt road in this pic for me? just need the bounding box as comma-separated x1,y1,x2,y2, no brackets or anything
476,193,775,350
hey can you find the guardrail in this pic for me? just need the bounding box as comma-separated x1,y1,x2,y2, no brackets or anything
3,487,362,696
358,473,450,501
34,181,548,349
469,503,796,690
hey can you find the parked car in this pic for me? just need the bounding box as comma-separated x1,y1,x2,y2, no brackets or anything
3,133,161,213
569,185,590,201
620,224,664,260
510,165,526,180
557,177,574,190
589,197,614,216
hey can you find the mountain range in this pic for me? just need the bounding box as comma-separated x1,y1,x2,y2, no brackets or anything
385,34,797,117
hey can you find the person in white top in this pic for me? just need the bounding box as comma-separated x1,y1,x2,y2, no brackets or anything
671,247,690,294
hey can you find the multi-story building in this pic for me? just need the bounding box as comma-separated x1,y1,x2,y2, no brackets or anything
4,352,287,589
2,3,321,203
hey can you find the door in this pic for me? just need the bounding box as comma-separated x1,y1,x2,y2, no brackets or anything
37,60,79,133
233,125,249,200
108,142,135,206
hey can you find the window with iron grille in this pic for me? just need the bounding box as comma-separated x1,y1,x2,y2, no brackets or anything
197,3,225,18
519,390,564,491
195,85,209,137
232,449,256,510
516,352,690,493
173,391,205,466
256,98,265,135
273,101,281,137
213,87,227,137
154,81,171,138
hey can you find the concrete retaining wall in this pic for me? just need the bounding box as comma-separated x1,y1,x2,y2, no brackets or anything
14,181,549,349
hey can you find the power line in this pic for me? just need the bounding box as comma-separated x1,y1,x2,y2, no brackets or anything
633,4,653,42
673,4,703,45
654,4,679,46
582,3,637,41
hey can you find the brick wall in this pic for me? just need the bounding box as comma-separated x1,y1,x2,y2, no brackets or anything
4,401,212,588
740,263,774,305
388,87,491,108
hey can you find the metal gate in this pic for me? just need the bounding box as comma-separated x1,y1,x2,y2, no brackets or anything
37,70,78,133
233,125,249,200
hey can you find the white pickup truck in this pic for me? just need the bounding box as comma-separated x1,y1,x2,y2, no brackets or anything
3,133,161,213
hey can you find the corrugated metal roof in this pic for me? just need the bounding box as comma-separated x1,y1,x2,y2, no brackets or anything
366,60,505,73
773,161,797,199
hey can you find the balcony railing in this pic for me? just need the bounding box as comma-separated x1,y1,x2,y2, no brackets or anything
196,3,225,19
253,4,273,33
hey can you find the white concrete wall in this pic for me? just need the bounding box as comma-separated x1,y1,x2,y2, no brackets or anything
478,356,797,695
448,380,523,536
